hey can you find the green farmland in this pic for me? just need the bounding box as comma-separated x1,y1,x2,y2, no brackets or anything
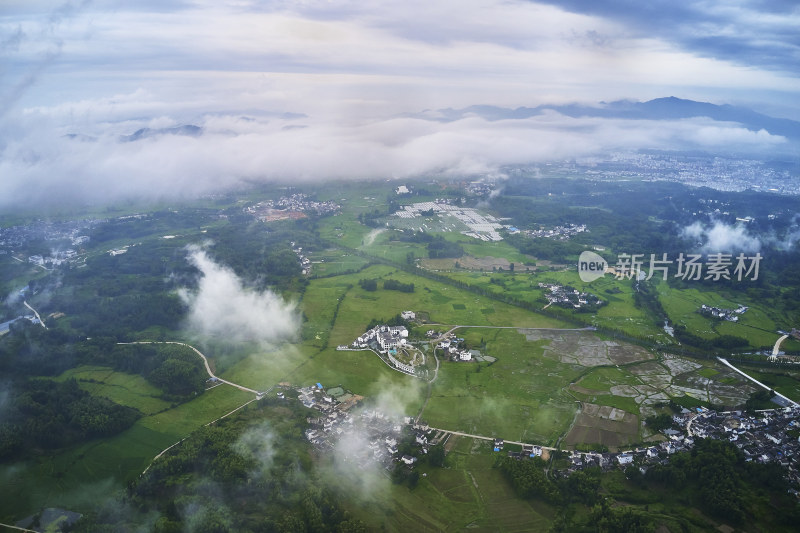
0,380,253,521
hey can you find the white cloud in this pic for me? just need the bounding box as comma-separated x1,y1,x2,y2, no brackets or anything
178,246,300,345
681,220,762,253
4,0,799,117
0,1,798,207
232,421,277,475
326,376,422,500
0,109,789,208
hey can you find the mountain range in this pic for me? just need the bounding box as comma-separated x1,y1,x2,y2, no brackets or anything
427,97,800,140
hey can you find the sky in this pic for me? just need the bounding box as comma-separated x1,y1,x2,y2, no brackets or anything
1,0,799,207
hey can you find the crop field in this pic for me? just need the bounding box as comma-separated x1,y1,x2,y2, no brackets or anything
421,254,539,272
420,328,582,445
448,236,535,266
563,403,640,448
283,264,761,449
5,212,780,523
217,346,312,393
317,265,571,336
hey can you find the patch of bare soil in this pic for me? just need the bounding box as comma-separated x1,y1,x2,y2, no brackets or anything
607,344,653,365
563,403,639,450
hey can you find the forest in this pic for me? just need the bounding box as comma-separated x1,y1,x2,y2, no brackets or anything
70,398,368,532
0,378,141,461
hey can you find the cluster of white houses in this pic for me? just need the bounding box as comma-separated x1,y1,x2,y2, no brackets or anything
353,325,409,352
437,337,473,361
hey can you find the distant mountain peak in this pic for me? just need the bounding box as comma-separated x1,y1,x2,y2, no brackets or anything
120,124,203,142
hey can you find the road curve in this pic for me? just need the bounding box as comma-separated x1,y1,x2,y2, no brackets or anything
773,334,790,356
23,301,47,330
117,341,260,395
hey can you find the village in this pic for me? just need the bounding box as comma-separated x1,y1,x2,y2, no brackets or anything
290,378,800,492
337,311,486,377
539,282,604,310
429,330,475,362
339,322,418,375
295,384,433,472
0,219,96,254
525,223,588,241
559,405,800,490
290,242,312,275
244,194,339,221
699,304,749,322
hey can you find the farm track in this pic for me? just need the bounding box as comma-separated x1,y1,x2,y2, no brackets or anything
116,341,272,476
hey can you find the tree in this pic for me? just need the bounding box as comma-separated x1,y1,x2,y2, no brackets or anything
428,445,445,467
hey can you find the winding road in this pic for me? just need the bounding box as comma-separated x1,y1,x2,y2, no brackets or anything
773,334,790,356
117,341,270,476
117,341,261,396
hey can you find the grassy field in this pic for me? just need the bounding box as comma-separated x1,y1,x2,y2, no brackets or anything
358,230,430,264
737,366,800,403
439,268,670,342
306,248,371,277
420,328,582,445
0,384,253,521
576,366,640,393
286,264,757,446
656,284,788,349
346,437,556,532
51,365,172,415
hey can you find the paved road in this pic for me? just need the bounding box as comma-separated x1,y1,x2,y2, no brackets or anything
117,341,260,395
717,357,799,407
23,301,47,330
686,413,700,436
425,426,559,452
773,334,790,356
